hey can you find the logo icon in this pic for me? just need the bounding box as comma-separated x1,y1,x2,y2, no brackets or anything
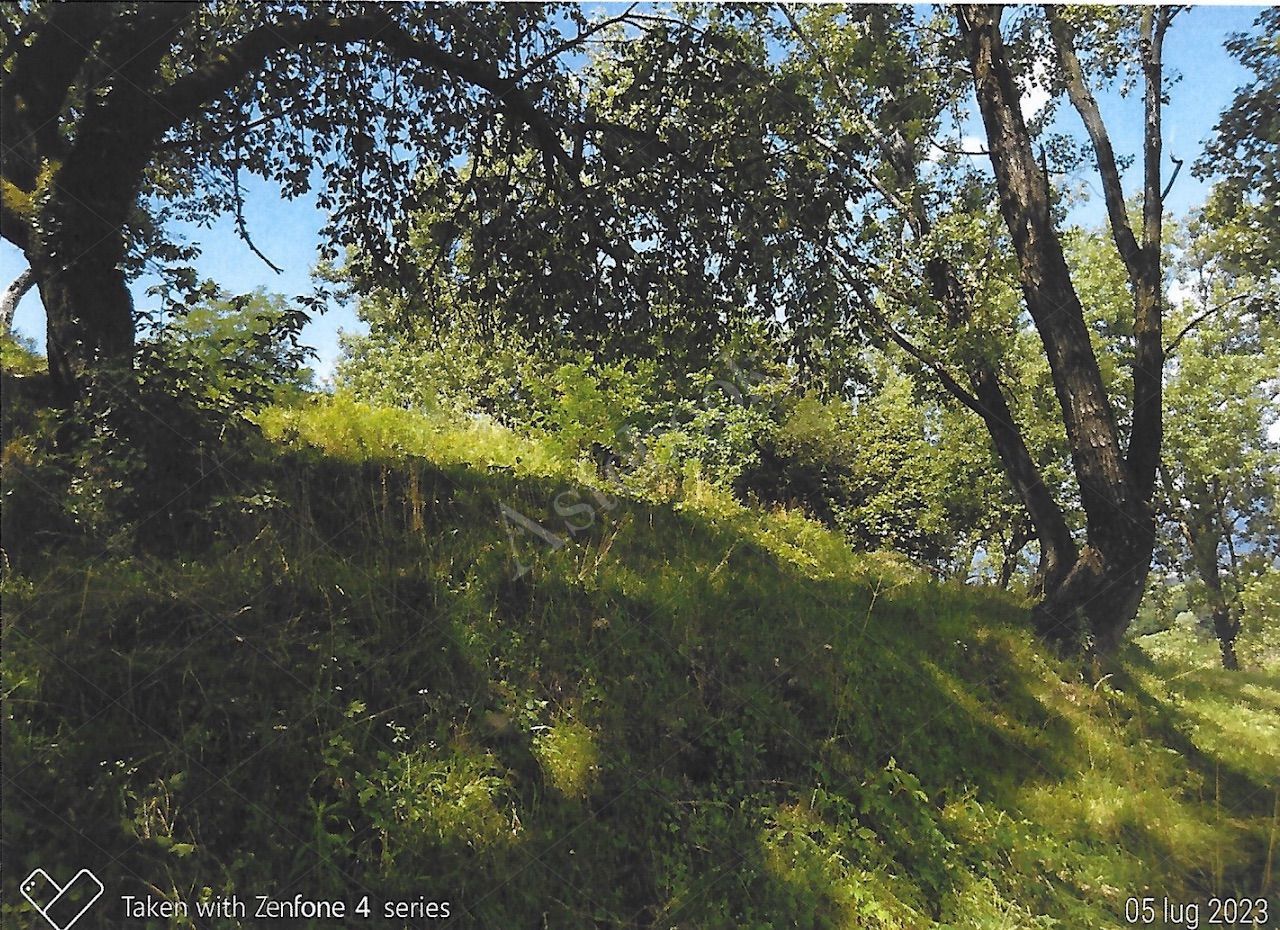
20,869,104,930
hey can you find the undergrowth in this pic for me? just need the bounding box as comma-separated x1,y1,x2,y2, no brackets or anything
3,395,1276,928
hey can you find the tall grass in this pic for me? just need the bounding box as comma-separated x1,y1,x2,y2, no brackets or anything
3,395,1275,928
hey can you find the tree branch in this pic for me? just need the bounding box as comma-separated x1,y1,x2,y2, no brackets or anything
0,195,31,252
782,9,920,222
835,262,987,416
1161,155,1184,201
931,140,990,156
150,12,575,173
510,4,640,82
1,4,117,177
1045,6,1142,285
792,6,1079,579
1,265,34,336
230,161,282,274
157,105,301,155
1163,292,1252,357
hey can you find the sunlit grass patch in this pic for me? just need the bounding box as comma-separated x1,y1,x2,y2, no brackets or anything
256,394,584,481
354,746,517,856
532,718,599,800
760,801,915,929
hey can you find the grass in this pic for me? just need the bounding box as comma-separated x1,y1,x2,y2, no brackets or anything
3,394,1276,928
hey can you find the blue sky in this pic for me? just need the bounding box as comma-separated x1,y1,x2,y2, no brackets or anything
0,5,1265,380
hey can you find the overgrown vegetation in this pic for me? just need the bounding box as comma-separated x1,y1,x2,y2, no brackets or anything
4,385,1276,927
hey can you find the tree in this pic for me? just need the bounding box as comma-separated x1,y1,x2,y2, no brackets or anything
940,4,1176,651
1165,9,1279,662
159,286,315,398
1,2,628,406
337,6,859,382
780,6,1084,601
1159,340,1278,669
761,5,1179,650
323,4,1254,656
1198,7,1280,282
1156,203,1280,669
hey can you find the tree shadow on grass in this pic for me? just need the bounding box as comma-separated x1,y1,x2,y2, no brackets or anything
9,446,1269,927
1113,650,1278,815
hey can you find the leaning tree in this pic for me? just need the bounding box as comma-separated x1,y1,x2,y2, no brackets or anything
763,4,1187,653
1,1,636,405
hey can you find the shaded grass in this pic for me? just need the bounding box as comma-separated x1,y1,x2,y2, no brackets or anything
3,396,1276,928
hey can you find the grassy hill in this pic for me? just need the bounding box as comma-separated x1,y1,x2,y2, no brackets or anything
3,396,1277,928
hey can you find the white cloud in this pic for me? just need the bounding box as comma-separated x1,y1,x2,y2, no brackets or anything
1022,85,1050,122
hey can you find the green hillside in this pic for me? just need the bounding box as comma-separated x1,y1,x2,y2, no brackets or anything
3,397,1277,928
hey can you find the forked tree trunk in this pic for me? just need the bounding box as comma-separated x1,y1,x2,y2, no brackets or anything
1035,535,1155,653
3,4,196,407
958,5,1161,652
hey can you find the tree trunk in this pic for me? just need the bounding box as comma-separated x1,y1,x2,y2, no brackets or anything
3,4,191,407
997,518,1033,590
36,259,136,408
1181,494,1243,671
30,170,140,407
1035,538,1153,653
958,5,1158,651
1194,536,1242,671
1127,9,1170,502
1210,602,1241,670
1,267,35,337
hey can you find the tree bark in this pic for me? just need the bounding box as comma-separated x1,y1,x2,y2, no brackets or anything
1,267,34,337
1209,602,1241,670
29,82,154,402
34,243,136,405
958,5,1157,651
1128,9,1170,502
1046,8,1167,504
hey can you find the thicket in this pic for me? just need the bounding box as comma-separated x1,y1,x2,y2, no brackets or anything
337,309,1019,585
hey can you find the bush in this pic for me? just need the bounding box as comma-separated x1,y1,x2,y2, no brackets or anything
1,289,312,557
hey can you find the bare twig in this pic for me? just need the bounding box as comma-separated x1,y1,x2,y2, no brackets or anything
1163,292,1252,357
230,160,283,274
511,4,641,82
